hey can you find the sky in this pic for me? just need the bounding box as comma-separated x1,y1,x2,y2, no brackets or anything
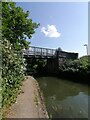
16,2,88,57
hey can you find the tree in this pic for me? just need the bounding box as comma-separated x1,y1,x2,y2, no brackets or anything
2,2,40,108
2,2,40,50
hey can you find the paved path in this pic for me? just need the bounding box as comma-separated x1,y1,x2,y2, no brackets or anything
6,76,48,118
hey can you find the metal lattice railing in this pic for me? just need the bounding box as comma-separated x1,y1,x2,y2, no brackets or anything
23,46,56,58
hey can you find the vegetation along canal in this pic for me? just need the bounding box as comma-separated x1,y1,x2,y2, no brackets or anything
36,77,88,118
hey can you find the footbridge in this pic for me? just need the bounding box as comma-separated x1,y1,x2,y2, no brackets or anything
23,46,65,59
23,46,78,74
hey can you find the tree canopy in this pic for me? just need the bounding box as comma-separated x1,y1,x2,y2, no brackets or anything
2,2,40,50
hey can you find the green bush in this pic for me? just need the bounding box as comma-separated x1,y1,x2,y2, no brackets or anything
59,56,90,75
2,39,25,107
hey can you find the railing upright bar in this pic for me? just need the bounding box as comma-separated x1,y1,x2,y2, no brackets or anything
41,48,42,57
46,49,48,57
52,49,53,56
34,47,36,56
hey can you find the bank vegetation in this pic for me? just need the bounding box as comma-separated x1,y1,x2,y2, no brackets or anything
1,2,39,115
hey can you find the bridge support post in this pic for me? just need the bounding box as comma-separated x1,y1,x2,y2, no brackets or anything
46,58,59,74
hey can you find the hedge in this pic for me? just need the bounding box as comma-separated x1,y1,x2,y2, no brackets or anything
2,39,25,107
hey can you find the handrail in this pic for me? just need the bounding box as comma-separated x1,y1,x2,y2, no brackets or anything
23,46,56,57
29,46,56,51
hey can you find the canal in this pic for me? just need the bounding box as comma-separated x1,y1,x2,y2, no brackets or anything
36,76,89,118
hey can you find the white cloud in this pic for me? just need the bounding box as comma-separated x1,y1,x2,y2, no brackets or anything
41,25,61,38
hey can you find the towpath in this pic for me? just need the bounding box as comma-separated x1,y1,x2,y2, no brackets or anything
6,76,48,118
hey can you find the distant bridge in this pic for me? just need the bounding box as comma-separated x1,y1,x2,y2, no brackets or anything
23,46,66,59
23,46,78,74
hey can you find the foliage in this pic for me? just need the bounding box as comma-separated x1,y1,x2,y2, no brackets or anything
59,56,90,75
2,2,40,50
2,2,39,108
2,39,25,107
26,59,46,75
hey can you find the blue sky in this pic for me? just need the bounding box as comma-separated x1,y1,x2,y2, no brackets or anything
16,2,88,57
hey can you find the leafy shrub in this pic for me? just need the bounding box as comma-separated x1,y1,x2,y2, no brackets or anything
2,39,25,107
59,56,90,75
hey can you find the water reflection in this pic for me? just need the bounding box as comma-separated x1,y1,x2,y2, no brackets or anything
37,77,89,118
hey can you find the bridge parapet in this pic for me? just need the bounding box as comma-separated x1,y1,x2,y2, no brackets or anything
23,46,56,58
23,46,78,59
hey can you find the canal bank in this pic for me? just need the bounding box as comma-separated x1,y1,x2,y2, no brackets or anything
34,71,89,85
5,76,48,118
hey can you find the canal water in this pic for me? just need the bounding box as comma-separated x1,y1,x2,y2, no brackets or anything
36,77,89,118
